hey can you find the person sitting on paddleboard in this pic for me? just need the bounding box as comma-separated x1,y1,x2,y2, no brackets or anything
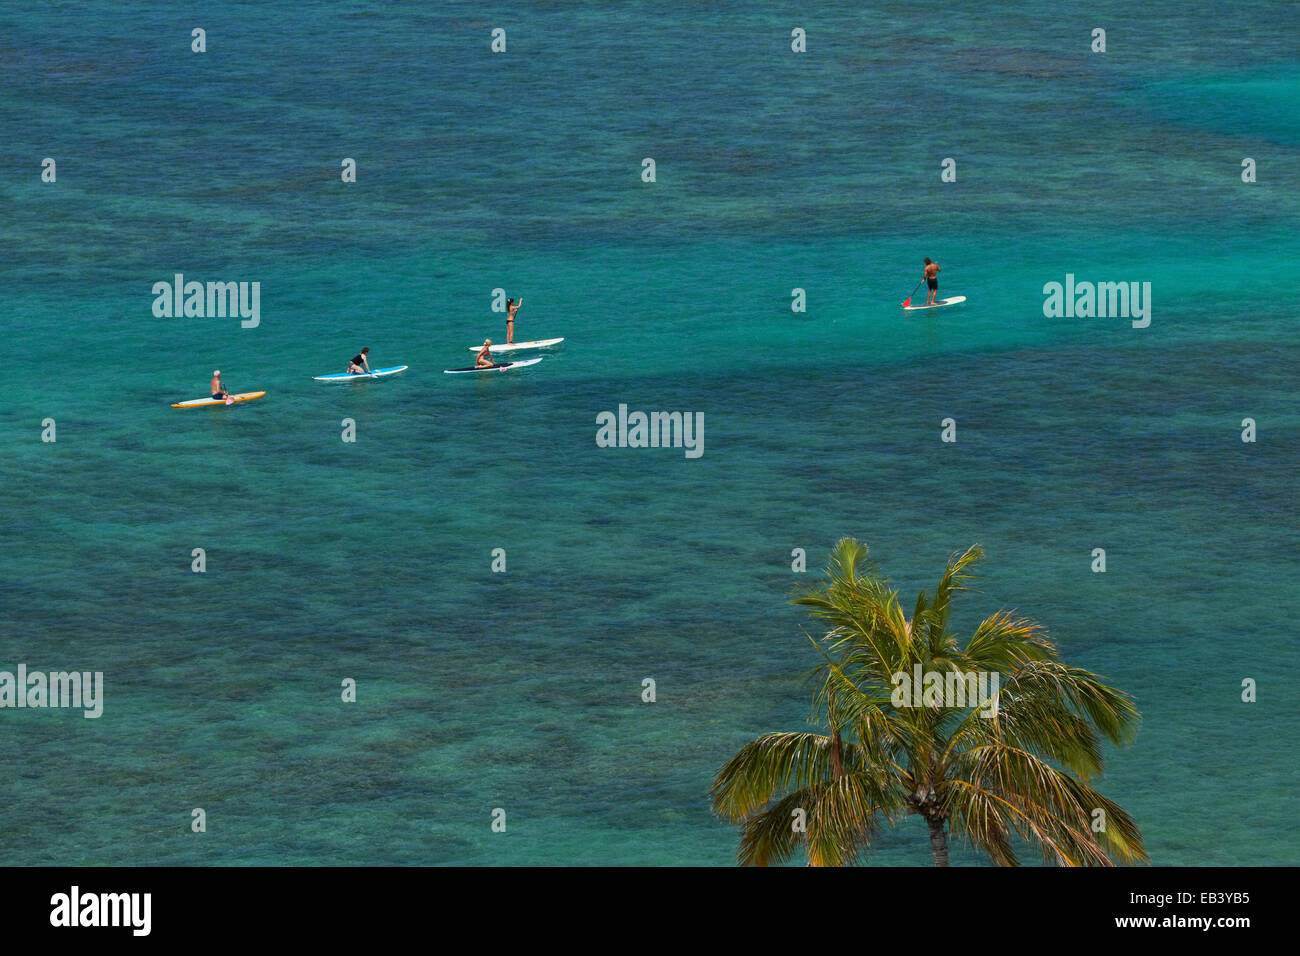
924,258,940,306
506,297,521,345
476,339,495,368
210,370,228,401
347,347,372,374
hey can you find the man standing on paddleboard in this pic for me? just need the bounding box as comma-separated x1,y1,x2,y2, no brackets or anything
347,347,372,375
476,339,495,368
924,258,941,305
506,298,522,345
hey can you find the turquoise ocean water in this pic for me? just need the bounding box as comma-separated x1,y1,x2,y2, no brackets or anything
1,2,1298,865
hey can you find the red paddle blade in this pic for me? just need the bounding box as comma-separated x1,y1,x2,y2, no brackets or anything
901,297,912,308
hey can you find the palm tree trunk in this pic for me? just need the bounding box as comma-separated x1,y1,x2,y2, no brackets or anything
927,816,950,866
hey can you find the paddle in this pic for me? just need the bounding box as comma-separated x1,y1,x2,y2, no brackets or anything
901,278,925,308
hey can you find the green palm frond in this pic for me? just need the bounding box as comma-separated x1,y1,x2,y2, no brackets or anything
999,660,1140,747
949,742,1148,865
923,544,984,650
734,789,818,866
942,778,1020,866
735,771,899,867
963,610,1058,670
710,732,843,822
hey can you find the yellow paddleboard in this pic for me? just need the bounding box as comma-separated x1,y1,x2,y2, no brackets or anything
172,391,267,408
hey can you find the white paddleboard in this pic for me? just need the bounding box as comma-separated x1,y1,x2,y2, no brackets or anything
903,296,967,311
444,357,543,374
466,338,563,353
313,365,408,381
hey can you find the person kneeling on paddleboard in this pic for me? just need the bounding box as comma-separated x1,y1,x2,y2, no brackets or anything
210,370,229,401
347,347,372,375
476,339,495,368
924,258,940,306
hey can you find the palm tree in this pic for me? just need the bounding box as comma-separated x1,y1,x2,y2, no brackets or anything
710,538,1147,867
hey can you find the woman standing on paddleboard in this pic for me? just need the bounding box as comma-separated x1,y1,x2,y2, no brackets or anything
924,258,940,306
506,298,522,345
